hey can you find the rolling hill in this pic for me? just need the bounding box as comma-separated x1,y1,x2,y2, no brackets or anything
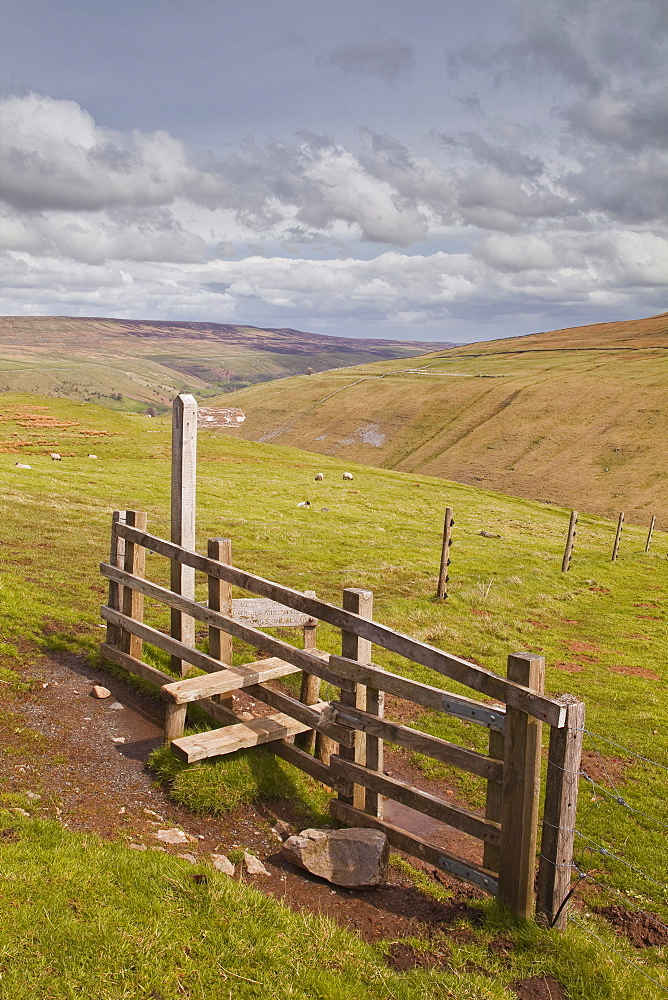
0,315,451,412
213,311,668,524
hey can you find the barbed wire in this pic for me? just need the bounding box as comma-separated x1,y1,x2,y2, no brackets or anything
571,866,668,935
574,831,668,894
575,728,668,772
568,915,668,994
580,772,668,831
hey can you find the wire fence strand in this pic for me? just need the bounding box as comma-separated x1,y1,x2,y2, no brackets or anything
568,915,668,995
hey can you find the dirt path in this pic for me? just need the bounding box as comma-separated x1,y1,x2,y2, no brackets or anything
2,649,488,945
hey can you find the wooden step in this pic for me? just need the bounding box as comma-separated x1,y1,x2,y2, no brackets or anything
161,656,300,704
171,712,310,763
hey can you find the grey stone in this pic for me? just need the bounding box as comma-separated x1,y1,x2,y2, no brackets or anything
212,854,235,875
281,828,388,887
243,851,269,876
109,701,124,711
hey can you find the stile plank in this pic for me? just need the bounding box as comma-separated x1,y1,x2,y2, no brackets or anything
339,588,373,809
245,683,354,747
161,657,301,704
110,524,565,725
171,712,310,763
171,394,198,671
330,755,500,845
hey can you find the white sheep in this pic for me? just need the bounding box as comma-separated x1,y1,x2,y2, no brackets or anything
87,453,98,459
15,462,32,469
314,473,324,481
50,452,61,461
342,472,354,480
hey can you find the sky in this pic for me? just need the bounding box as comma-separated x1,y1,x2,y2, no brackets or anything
0,0,666,343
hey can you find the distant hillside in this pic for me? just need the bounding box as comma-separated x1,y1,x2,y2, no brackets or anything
215,312,668,524
0,316,452,411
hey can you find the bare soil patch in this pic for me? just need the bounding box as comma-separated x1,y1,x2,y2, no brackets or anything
552,662,586,673
609,664,660,680
507,976,566,999
593,904,668,948
385,941,451,971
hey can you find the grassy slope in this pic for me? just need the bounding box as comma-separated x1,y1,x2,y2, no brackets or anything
0,316,447,411
218,312,668,524
0,393,666,997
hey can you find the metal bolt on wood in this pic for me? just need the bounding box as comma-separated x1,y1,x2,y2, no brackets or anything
437,507,454,599
561,511,577,572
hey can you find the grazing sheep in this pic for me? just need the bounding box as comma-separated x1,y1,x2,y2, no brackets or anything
297,500,311,508
314,473,324,481
15,462,32,469
50,452,61,461
342,472,353,480
87,453,98,459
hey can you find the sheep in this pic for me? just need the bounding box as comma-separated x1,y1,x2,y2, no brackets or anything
14,462,32,469
297,500,311,508
314,473,324,481
87,453,98,459
50,452,61,461
342,472,354,480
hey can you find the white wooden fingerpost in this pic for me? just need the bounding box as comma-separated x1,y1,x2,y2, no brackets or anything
171,393,198,675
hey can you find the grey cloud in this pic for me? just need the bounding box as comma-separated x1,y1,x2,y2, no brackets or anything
327,40,414,82
437,131,544,178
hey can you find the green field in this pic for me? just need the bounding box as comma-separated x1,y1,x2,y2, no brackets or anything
0,393,666,998
220,311,668,525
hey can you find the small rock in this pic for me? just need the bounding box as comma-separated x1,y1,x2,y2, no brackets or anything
109,701,124,711
11,808,30,817
281,828,389,887
118,807,126,815
111,737,126,744
92,685,111,699
212,854,235,875
129,843,147,851
479,531,501,538
271,820,292,841
238,711,254,722
25,791,41,801
143,808,164,820
177,853,197,864
154,828,190,845
243,852,269,876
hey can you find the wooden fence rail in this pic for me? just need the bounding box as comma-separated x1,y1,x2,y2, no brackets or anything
100,511,583,925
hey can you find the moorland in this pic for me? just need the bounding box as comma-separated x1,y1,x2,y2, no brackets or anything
0,315,448,410
219,311,668,524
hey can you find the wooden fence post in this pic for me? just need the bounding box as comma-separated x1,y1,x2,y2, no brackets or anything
296,591,320,753
120,510,147,660
106,511,126,648
483,727,504,874
536,697,585,929
645,516,656,553
207,537,234,712
171,393,198,675
338,588,373,810
561,511,578,572
497,652,545,919
437,507,454,599
611,511,624,562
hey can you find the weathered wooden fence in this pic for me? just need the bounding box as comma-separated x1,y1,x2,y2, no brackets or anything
100,510,583,925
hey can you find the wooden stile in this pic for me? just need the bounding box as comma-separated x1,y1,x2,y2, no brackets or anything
483,728,504,873
171,393,198,674
296,590,320,753
611,511,624,562
497,653,545,920
437,506,454,599
536,698,585,929
110,523,566,726
561,511,578,573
